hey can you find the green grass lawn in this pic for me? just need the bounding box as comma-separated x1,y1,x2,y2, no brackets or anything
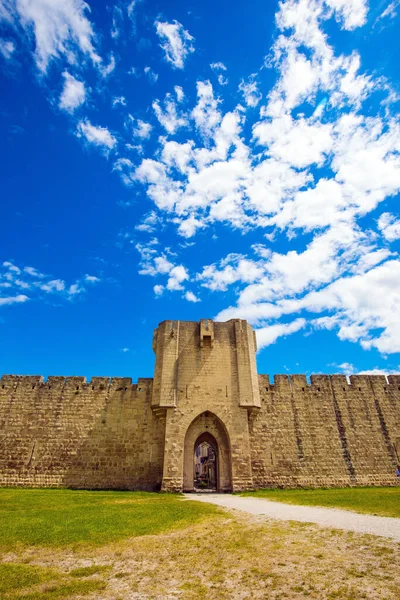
240,486,400,518
0,488,220,550
0,488,399,599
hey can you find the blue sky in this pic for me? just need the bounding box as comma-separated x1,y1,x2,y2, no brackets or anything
0,0,399,381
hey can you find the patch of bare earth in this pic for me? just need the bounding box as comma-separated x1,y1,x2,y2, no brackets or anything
2,512,399,599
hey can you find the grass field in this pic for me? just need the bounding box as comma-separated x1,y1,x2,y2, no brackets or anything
239,486,400,518
0,488,220,550
0,488,399,599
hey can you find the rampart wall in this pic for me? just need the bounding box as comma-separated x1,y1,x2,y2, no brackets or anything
0,318,399,491
251,374,400,487
0,375,165,490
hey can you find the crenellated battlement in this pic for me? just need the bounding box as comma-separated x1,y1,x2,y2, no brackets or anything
2,372,398,395
258,373,400,392
0,374,153,391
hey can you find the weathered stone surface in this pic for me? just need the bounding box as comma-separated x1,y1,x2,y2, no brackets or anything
0,319,399,491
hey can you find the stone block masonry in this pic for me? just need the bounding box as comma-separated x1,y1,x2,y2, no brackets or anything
0,376,165,490
0,319,399,491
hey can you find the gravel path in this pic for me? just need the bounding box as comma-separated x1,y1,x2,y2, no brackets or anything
185,493,400,542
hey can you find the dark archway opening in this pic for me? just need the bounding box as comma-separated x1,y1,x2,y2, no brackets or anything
194,433,218,491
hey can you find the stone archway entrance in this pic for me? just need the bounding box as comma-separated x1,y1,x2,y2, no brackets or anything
183,411,232,492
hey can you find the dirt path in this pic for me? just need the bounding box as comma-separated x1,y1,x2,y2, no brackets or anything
185,493,400,542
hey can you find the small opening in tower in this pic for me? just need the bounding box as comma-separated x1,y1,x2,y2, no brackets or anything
203,336,212,348
138,387,142,392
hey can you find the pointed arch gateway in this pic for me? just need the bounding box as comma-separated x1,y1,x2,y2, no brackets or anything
183,411,232,492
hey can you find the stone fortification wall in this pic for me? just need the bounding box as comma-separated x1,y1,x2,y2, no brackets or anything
1,317,399,491
0,375,165,490
251,373,400,487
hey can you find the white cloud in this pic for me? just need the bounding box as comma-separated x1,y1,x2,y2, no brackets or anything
210,62,228,85
135,211,160,233
337,363,400,376
144,65,158,84
256,319,306,350
0,260,100,304
111,5,123,39
76,120,117,151
3,261,20,273
378,212,400,242
185,290,200,303
326,0,368,30
101,53,116,77
0,38,15,59
358,368,399,376
1,0,101,72
198,255,265,291
84,274,100,283
24,266,44,277
40,279,65,292
154,284,164,296
210,62,226,71
67,283,81,296
167,265,188,290
113,96,126,107
0,294,28,306
155,19,194,69
177,214,205,238
133,119,152,139
217,74,228,86
239,74,261,107
154,255,174,274
253,115,333,169
174,85,185,102
59,71,86,112
191,80,221,137
377,1,399,22
127,0,141,30
337,362,355,375
136,240,190,294
153,92,188,134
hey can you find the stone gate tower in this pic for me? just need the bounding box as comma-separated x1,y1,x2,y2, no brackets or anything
152,319,260,492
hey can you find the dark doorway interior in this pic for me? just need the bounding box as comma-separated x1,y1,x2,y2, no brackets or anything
194,438,217,491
